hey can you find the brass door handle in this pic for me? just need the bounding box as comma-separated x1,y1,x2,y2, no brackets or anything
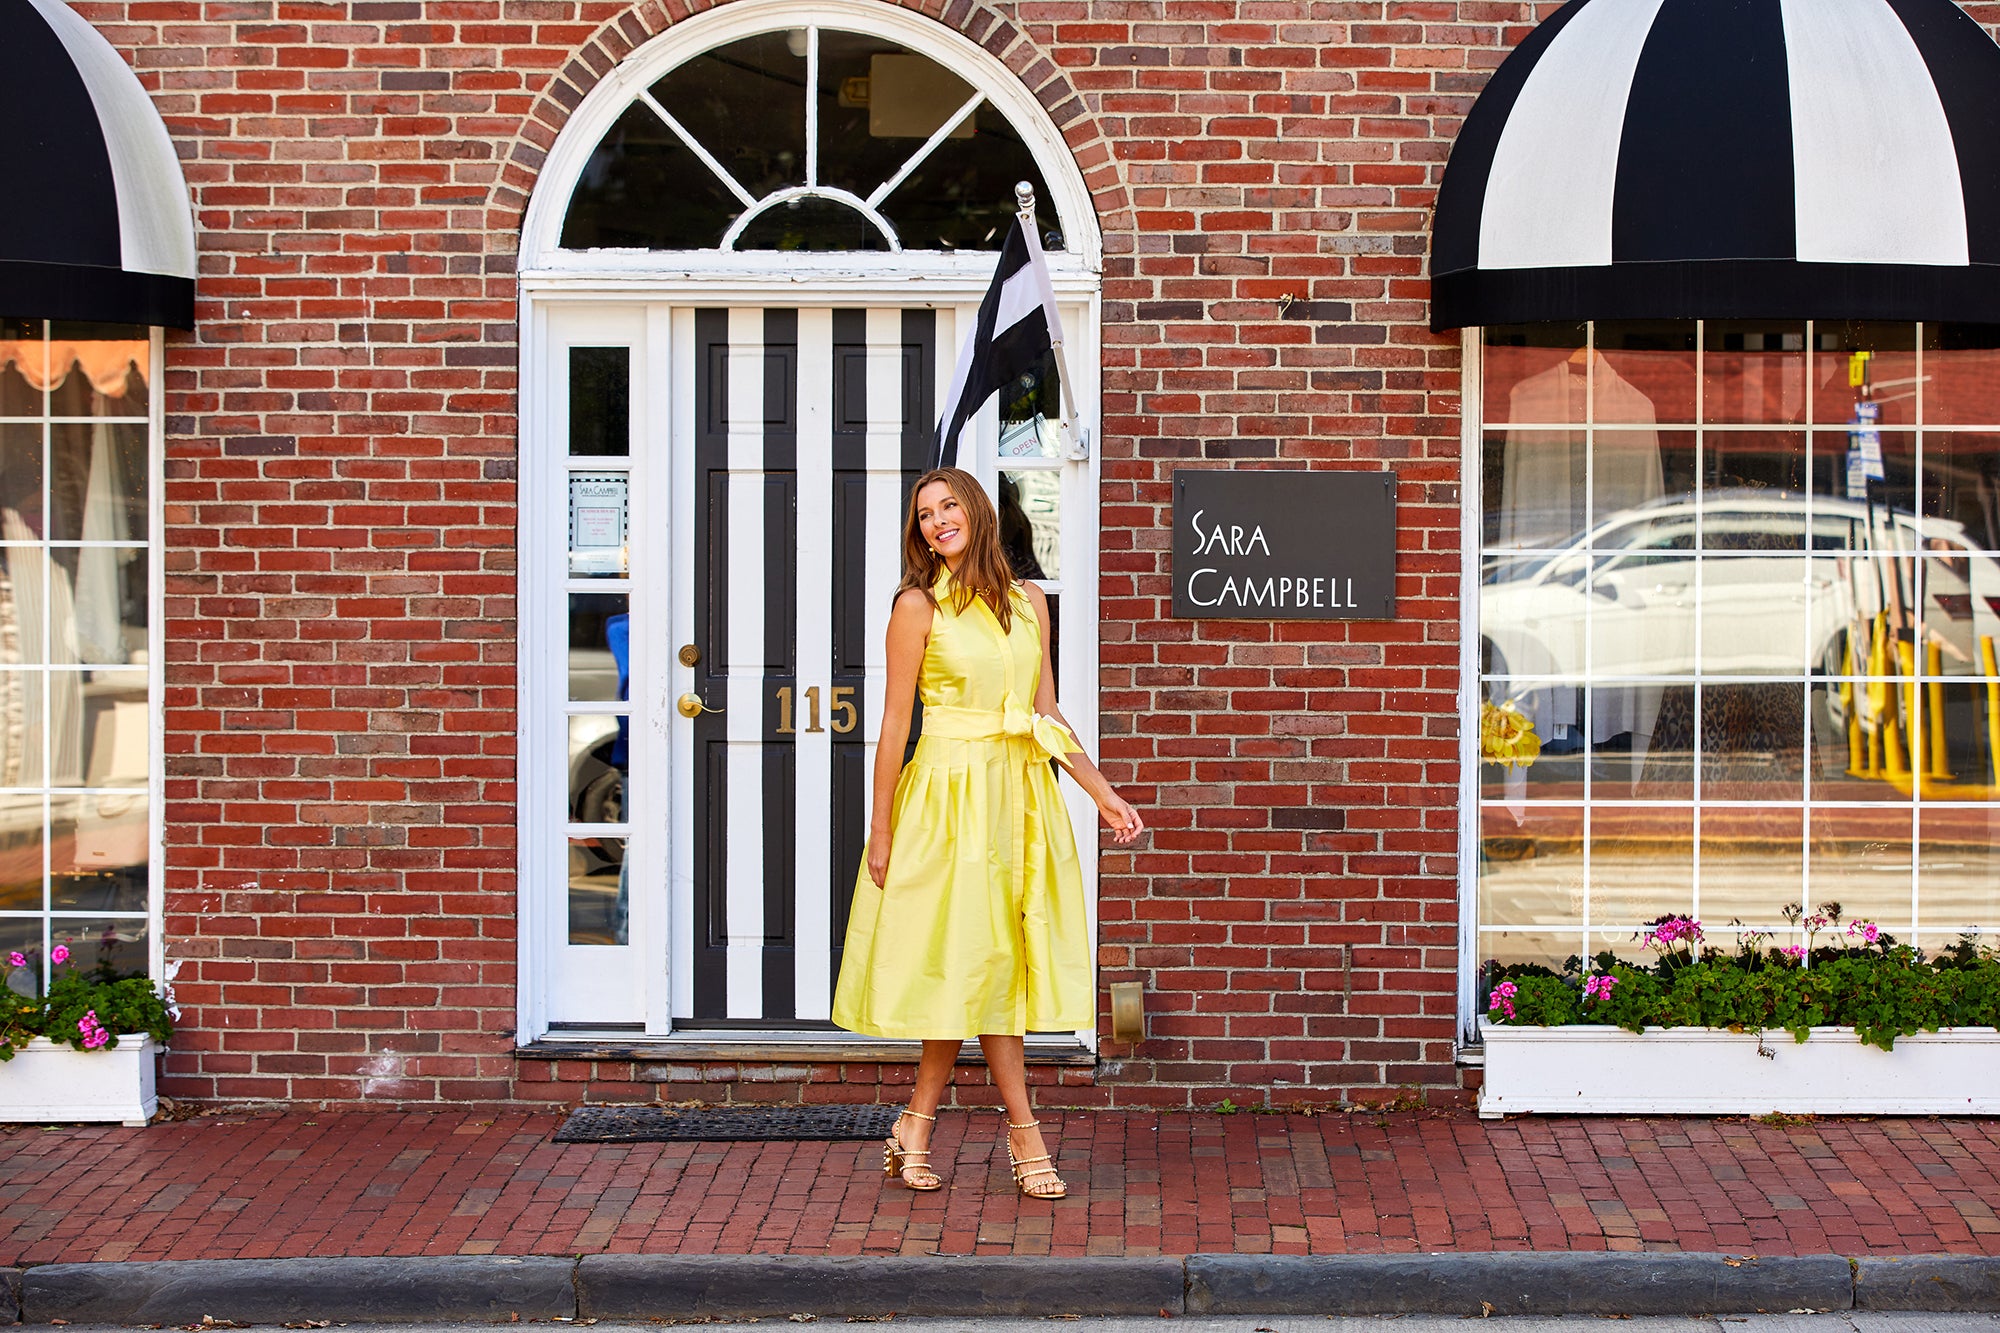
677,692,724,719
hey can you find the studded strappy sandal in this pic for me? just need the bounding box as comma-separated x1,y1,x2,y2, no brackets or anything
883,1109,941,1191
1006,1118,1067,1199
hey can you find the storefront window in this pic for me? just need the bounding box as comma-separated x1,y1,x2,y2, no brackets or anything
0,321,155,996
1478,321,2000,982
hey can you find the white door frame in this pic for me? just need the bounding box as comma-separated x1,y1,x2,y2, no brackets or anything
512,0,1105,1048
517,286,1103,1045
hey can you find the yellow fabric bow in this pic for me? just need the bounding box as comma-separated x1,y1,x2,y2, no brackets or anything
1000,693,1080,765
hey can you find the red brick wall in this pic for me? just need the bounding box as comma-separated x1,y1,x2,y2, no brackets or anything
103,0,1995,1108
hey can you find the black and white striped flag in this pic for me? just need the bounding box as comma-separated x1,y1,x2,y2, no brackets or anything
932,215,1065,468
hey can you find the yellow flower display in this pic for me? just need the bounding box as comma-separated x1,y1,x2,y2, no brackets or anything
1480,699,1541,769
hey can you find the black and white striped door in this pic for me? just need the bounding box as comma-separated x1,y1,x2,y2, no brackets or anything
681,308,935,1026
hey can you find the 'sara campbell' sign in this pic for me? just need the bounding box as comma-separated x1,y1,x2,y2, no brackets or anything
1170,468,1396,620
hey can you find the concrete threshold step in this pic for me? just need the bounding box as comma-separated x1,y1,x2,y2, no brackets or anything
4,1252,1998,1323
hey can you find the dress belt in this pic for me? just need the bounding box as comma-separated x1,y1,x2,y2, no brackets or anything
921,696,1079,765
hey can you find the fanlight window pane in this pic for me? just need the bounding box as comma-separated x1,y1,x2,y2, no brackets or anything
561,103,743,250
736,197,889,252
560,28,1056,253
816,34,970,202
878,105,1054,252
649,32,807,200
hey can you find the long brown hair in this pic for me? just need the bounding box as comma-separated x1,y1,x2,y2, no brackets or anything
897,467,1019,632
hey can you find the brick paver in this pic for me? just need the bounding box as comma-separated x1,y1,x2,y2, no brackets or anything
3,1110,1998,1264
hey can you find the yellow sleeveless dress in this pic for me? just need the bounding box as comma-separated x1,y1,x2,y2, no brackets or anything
831,578,1093,1039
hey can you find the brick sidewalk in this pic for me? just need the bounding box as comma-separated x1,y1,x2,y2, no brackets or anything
2,1110,1998,1265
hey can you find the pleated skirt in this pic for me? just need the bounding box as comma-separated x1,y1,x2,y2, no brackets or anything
831,733,1092,1040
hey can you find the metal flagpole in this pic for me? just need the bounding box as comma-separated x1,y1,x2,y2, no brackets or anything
1014,181,1088,461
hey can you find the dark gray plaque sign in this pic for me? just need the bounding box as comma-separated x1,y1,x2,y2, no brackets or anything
1171,469,1396,620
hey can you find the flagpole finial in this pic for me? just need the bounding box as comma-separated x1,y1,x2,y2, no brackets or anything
1014,181,1036,218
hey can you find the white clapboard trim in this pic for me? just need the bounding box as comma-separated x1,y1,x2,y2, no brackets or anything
793,309,835,1020
670,307,700,1026
1780,0,1967,265
722,307,768,1019
1480,0,1667,270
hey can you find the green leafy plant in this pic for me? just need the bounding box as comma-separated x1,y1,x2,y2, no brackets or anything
0,944,172,1063
1485,926,2000,1050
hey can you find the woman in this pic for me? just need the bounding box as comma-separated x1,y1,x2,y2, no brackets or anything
831,467,1144,1199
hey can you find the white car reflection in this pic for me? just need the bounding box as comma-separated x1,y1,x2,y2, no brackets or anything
1482,490,2000,686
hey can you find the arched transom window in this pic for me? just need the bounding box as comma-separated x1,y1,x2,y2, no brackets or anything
561,25,1056,254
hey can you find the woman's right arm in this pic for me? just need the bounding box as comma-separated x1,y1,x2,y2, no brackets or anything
865,589,932,888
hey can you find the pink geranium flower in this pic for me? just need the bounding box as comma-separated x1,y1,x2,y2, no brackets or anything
50,944,69,965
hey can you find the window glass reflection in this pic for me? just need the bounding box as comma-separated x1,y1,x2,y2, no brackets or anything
1703,320,1807,424
568,835,628,945
1588,805,1692,926
1599,682,1693,800
50,545,147,669
1596,322,1695,424
46,325,148,417
1481,325,1587,427
1923,324,2000,427
815,34,971,204
1921,432,2000,550
1702,431,1805,515
1589,556,1694,679
568,714,628,826
1698,805,1804,928
50,791,147,911
0,672,42,787
1813,321,1916,428
562,102,743,250
0,792,43,911
1700,682,1805,801
999,470,1058,580
1481,322,2000,976
0,321,41,417
49,420,147,545
735,197,888,252
1478,804,1583,929
1917,807,1999,945
1806,805,1915,929
569,348,630,458
78,670,146,788
1698,555,1810,675
569,594,629,702
1809,430,1915,520
650,33,806,201
875,101,1052,251
46,917,147,981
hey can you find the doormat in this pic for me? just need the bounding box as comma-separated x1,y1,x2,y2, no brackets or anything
552,1103,901,1143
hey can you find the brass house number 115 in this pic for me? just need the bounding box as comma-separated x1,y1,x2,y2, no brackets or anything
774,686,859,734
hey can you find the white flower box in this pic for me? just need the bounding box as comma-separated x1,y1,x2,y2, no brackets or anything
0,1035,157,1125
1478,1024,2000,1118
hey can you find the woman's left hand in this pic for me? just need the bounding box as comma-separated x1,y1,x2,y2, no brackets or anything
1096,792,1145,845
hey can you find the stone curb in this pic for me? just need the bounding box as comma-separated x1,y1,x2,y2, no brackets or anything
1856,1256,2000,1311
575,1254,1185,1319
18,1257,577,1325
8,1252,2000,1323
1187,1252,1857,1317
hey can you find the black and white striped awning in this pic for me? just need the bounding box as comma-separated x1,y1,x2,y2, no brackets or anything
0,0,196,328
1431,0,2000,331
